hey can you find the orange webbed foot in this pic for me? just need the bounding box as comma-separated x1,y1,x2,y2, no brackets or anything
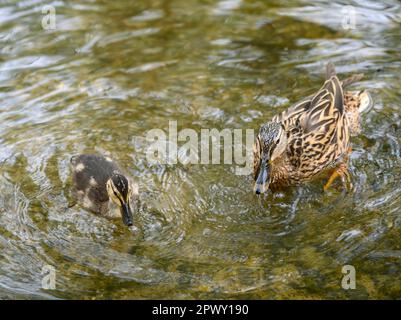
323,147,353,192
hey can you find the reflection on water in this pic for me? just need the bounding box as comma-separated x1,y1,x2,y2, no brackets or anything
0,0,400,299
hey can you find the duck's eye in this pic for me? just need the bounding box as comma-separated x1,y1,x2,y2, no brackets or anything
270,143,276,155
275,130,284,144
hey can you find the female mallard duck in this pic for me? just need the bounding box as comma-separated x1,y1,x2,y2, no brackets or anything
253,63,373,194
70,154,139,226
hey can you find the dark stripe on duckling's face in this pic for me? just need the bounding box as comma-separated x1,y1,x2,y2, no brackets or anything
106,173,134,226
111,173,129,200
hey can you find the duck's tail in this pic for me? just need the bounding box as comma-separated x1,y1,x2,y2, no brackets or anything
325,62,373,115
344,89,373,136
323,61,375,136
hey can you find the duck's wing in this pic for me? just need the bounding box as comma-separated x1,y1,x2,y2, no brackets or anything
326,62,337,79
272,97,311,126
273,63,340,126
288,76,349,175
299,75,344,133
342,73,364,88
326,61,364,88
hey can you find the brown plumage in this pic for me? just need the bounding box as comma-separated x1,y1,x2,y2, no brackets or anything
70,154,139,226
253,63,373,194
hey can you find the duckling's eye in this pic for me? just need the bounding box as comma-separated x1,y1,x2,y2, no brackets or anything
110,185,118,197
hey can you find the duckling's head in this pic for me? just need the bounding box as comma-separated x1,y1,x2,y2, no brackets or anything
253,122,287,194
106,173,136,226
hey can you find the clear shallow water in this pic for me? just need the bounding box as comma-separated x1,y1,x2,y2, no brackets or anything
0,0,400,299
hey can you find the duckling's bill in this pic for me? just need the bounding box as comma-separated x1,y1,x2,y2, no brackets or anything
121,202,133,226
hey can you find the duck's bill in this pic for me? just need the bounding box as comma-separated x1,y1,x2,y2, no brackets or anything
121,202,134,226
254,162,270,195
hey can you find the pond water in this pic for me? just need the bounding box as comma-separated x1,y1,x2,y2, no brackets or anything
0,0,400,299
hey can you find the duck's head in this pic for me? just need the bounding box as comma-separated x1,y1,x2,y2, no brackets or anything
106,173,137,226
253,122,287,194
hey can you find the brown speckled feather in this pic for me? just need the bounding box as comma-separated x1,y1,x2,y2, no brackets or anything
275,76,349,188
254,63,372,191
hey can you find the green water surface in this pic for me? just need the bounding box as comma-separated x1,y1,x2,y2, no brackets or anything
0,0,400,299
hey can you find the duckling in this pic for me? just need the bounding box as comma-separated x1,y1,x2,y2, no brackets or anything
253,63,373,194
70,154,138,226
